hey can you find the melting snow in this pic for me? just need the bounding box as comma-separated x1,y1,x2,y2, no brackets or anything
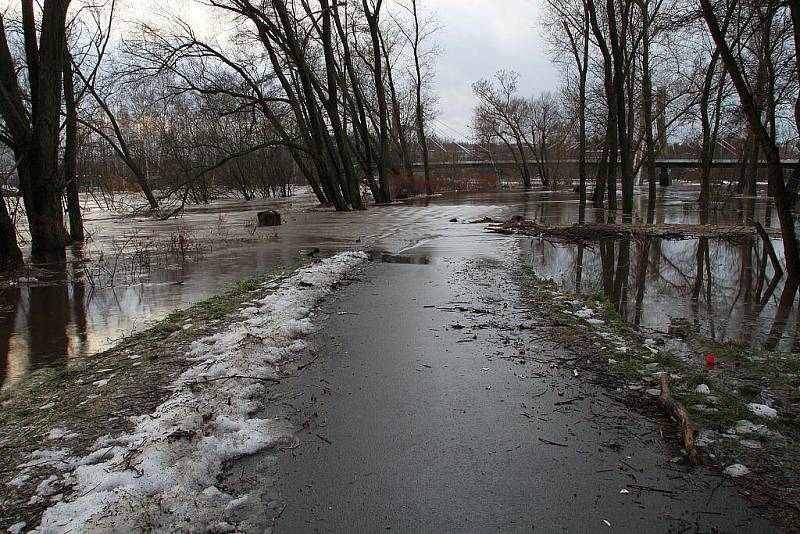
746,403,778,419
724,464,751,477
33,252,367,533
46,428,78,441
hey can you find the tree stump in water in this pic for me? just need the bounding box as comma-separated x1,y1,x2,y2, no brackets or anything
257,210,282,227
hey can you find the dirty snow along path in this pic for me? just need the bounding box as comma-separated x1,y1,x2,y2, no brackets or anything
30,252,367,533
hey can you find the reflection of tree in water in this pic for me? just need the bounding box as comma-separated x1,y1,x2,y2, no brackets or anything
0,275,94,390
27,283,71,372
521,228,796,348
0,288,21,385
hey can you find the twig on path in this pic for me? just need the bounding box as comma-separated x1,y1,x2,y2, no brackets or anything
186,375,281,386
297,354,321,371
538,437,568,447
628,483,675,494
554,397,583,406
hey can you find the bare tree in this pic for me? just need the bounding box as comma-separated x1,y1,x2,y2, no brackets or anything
0,0,72,263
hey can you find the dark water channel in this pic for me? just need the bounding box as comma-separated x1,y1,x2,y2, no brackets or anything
0,185,794,392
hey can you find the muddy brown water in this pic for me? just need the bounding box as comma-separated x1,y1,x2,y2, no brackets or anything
0,184,793,392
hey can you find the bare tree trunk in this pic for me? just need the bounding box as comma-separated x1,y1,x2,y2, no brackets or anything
319,0,365,208
0,197,22,271
593,140,609,207
0,1,72,263
698,52,719,210
381,33,414,181
577,22,589,205
363,0,392,203
605,0,633,214
639,0,656,214
585,0,617,210
409,0,432,195
63,49,83,243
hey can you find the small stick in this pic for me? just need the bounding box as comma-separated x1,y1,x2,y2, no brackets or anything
538,437,568,447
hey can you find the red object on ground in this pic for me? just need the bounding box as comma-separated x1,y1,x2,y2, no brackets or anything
706,354,716,368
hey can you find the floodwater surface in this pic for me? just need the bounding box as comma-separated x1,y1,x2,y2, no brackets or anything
0,184,794,392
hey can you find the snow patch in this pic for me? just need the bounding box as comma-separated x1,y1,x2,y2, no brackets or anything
46,428,78,441
34,251,367,533
746,403,778,419
724,464,750,477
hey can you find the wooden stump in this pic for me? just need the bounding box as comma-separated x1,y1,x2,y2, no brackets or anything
257,210,281,227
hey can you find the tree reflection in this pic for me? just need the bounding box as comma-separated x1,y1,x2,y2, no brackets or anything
27,283,71,372
0,288,20,386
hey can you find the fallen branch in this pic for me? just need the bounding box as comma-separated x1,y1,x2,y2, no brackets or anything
658,372,701,465
185,375,281,386
491,219,774,243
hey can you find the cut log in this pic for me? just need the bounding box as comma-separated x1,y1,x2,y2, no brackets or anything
257,210,282,227
658,372,701,465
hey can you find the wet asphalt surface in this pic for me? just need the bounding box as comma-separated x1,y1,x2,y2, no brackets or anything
268,233,779,533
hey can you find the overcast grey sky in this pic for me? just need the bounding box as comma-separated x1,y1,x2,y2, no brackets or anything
428,0,559,141
124,0,561,141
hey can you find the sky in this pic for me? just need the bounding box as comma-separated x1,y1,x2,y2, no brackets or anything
102,0,561,141
426,0,559,141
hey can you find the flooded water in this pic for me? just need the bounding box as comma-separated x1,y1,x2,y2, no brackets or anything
516,187,795,350
1,184,795,392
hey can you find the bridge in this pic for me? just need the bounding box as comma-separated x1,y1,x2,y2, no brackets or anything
410,158,798,170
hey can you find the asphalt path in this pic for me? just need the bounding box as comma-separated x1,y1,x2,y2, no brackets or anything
271,235,777,533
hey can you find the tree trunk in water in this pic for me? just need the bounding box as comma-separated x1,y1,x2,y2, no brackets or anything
517,141,533,188
698,53,718,211
578,62,587,206
27,0,70,263
63,50,83,243
605,0,633,214
593,142,608,208
0,198,22,271
640,2,656,215
363,0,392,204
